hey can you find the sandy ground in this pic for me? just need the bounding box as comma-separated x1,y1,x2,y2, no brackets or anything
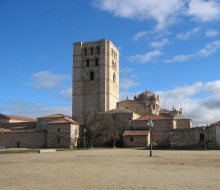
0,149,220,190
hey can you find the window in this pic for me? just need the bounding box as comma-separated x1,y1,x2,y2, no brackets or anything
57,138,60,143
200,134,204,142
113,73,116,83
57,128,60,132
90,71,94,80
87,59,89,67
130,137,134,142
95,58,99,66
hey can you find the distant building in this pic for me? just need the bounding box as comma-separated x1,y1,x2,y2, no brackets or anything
0,113,79,149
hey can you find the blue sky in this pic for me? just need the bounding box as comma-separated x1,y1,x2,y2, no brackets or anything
1,0,220,125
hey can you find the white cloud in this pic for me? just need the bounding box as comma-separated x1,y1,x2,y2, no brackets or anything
157,80,220,125
198,40,220,57
128,49,162,63
176,27,200,40
120,79,140,90
165,40,220,63
132,31,148,41
31,71,70,89
188,0,220,22
205,29,219,37
94,0,184,30
150,38,170,48
60,88,72,100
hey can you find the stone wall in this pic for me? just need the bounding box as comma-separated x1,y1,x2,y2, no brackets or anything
130,119,174,146
175,119,192,129
170,127,204,147
0,131,47,148
123,135,149,147
47,124,79,148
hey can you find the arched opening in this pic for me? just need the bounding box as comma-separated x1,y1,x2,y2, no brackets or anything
95,58,99,66
90,71,95,80
86,59,89,67
113,73,116,83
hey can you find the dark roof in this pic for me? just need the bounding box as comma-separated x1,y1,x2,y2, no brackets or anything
134,115,169,121
98,108,134,114
122,130,149,136
0,114,36,122
48,118,78,125
37,113,65,119
210,121,220,127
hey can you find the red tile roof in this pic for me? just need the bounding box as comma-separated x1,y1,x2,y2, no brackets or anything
48,118,78,125
210,121,220,127
122,130,149,136
37,113,65,119
134,115,169,121
0,114,36,122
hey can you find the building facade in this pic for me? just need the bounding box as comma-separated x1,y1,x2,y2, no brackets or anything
72,39,119,125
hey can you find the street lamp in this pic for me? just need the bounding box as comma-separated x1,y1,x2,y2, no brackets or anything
147,118,153,157
203,126,206,151
83,128,86,149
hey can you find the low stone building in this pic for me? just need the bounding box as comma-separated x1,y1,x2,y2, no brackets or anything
122,130,149,147
0,122,46,148
0,113,79,149
47,117,79,148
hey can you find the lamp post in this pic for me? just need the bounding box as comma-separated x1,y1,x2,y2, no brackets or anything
147,118,153,157
83,128,86,149
203,126,206,151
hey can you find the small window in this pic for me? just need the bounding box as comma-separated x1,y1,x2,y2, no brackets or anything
57,128,60,132
200,134,204,141
113,73,116,83
130,137,134,142
87,59,89,67
57,138,60,143
90,71,94,80
95,58,99,66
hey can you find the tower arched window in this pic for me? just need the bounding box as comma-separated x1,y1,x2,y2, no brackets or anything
95,58,99,66
113,73,116,83
90,71,94,80
86,59,89,67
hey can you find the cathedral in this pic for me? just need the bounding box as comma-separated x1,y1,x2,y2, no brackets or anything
0,39,219,149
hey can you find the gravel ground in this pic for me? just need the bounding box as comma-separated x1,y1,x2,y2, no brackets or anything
0,148,220,190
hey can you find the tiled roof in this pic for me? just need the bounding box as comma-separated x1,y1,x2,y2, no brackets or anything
134,115,169,121
122,130,149,136
0,113,36,122
48,118,78,125
210,121,220,127
37,113,65,119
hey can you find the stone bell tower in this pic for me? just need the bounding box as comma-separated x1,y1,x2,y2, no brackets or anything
72,39,119,125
